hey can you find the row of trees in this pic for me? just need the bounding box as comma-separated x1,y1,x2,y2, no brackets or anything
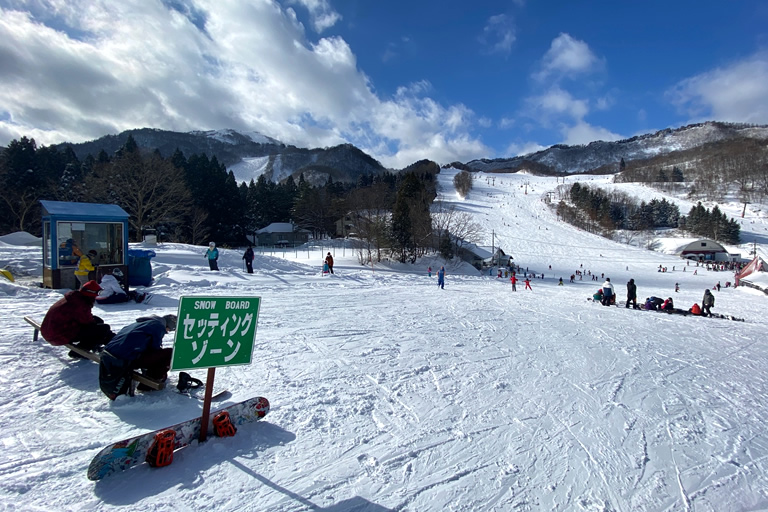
1,136,467,261
557,182,740,245
679,202,741,244
565,182,680,231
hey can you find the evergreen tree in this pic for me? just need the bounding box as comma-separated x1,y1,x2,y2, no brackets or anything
390,193,412,263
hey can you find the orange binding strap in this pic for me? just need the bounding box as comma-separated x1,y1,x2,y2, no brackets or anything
146,429,176,467
213,411,237,437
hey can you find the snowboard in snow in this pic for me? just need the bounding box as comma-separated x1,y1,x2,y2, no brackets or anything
87,396,270,480
175,387,231,401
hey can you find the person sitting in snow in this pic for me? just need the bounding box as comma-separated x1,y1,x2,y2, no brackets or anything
662,297,675,311
41,280,114,357
689,303,702,315
95,269,145,304
593,289,603,302
98,314,177,400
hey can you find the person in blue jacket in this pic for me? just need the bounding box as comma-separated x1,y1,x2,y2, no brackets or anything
205,241,219,271
98,314,177,399
437,266,445,289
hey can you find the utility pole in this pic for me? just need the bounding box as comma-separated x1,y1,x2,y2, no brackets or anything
491,230,495,269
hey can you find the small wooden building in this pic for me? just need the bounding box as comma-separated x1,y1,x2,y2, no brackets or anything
252,222,310,247
40,200,130,290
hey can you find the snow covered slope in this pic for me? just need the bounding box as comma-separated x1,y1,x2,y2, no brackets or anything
1,172,767,511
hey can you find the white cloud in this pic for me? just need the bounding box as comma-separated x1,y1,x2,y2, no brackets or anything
527,87,589,121
287,0,341,33
666,51,768,124
518,34,618,149
479,14,516,55
0,1,490,168
504,141,546,158
535,33,601,81
499,117,515,129
560,121,621,146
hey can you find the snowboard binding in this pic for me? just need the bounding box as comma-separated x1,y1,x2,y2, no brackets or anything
176,372,203,392
146,429,176,467
213,411,237,437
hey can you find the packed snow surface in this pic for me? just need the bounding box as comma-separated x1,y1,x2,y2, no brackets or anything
1,171,767,511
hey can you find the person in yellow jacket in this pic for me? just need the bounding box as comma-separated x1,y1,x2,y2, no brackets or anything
74,247,98,288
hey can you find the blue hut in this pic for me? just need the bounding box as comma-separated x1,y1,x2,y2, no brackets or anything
40,200,130,290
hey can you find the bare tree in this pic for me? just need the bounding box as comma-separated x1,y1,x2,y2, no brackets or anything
187,207,210,246
86,152,192,241
347,184,391,264
431,201,484,255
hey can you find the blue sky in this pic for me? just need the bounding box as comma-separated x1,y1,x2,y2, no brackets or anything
1,1,767,168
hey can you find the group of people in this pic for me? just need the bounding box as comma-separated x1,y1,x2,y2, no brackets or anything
590,277,719,318
592,278,616,306
509,273,533,291
40,279,177,400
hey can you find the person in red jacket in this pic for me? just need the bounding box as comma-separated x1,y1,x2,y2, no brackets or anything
41,280,114,356
325,252,334,274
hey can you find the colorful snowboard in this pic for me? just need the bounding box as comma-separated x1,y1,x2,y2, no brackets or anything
87,396,270,480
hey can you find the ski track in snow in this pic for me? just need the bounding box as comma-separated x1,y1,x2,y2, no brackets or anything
0,170,767,510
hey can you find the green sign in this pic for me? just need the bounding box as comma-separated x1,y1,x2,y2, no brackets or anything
171,296,261,371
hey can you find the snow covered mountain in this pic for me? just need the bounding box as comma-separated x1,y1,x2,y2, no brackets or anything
463,121,768,174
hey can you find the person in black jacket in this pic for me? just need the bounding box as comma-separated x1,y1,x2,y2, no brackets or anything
98,314,177,400
702,289,715,317
626,278,637,309
242,245,255,274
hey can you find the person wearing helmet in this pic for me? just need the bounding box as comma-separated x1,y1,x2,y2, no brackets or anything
98,314,178,399
205,242,219,271
41,280,114,356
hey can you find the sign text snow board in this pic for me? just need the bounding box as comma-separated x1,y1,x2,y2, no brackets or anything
171,296,261,371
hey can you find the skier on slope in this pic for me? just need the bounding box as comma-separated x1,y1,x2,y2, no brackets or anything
98,314,177,400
